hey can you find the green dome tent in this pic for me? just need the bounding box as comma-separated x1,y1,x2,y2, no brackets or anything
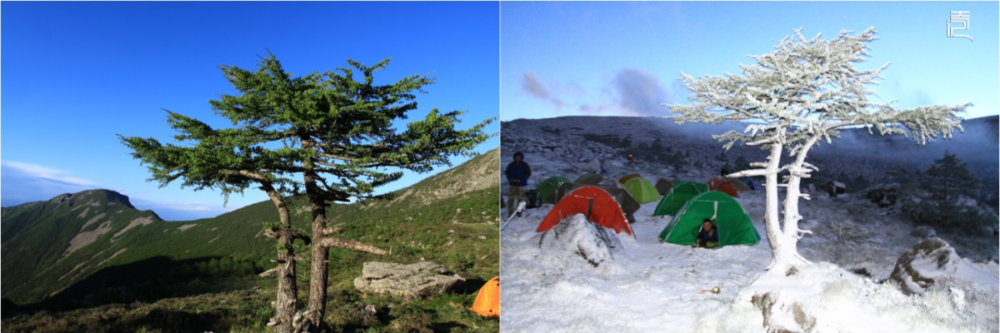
538,176,572,204
623,177,661,204
619,174,642,185
653,181,709,216
658,191,761,247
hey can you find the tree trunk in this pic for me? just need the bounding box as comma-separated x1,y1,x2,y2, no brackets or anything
274,239,297,333
303,170,329,333
774,136,821,273
762,143,787,271
263,186,297,333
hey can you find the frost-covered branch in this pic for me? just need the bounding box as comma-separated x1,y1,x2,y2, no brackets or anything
661,27,967,273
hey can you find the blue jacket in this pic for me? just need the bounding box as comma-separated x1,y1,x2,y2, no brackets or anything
698,226,719,243
505,153,531,187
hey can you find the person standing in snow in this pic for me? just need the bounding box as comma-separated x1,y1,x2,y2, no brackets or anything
505,152,531,217
696,219,719,248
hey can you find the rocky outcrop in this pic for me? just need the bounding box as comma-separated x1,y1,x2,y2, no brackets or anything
537,214,622,267
751,291,816,333
866,183,899,208
354,262,464,299
889,237,961,295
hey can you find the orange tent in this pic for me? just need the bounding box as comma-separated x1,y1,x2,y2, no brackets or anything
707,176,739,198
536,186,634,236
469,276,500,317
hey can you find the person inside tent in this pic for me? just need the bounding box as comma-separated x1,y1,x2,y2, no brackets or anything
505,152,531,217
696,219,719,248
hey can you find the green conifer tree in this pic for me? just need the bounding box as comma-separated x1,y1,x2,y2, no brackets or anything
121,51,493,333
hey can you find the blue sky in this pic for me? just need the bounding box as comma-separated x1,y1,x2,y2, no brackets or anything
501,2,999,121
2,2,500,220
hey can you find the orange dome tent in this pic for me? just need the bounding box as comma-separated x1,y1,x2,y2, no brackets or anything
469,276,500,317
536,186,634,236
707,176,739,198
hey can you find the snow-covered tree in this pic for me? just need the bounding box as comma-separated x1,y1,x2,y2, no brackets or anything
664,28,968,273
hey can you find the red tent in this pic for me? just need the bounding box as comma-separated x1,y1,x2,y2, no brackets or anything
536,186,634,236
707,176,739,198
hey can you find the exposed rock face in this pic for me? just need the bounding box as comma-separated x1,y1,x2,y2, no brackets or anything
113,216,155,238
751,291,816,333
537,214,622,267
866,183,899,208
582,159,602,173
64,220,113,256
889,237,961,295
354,262,464,299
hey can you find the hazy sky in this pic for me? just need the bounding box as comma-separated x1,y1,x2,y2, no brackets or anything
501,2,999,120
2,2,500,220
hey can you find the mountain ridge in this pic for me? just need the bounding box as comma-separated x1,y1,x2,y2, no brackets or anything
1,148,500,307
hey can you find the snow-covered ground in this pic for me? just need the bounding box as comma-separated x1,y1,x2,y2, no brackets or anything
500,190,999,333
500,116,997,332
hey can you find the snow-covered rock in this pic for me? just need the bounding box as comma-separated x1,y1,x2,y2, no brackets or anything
581,159,602,173
711,262,998,333
889,238,960,295
750,290,816,333
536,214,622,267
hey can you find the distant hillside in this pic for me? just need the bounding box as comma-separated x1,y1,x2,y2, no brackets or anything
383,147,500,209
1,190,164,304
1,148,501,310
501,115,997,192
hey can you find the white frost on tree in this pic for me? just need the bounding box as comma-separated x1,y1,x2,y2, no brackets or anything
664,27,968,273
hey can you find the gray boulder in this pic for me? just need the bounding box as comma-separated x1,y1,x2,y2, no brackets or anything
581,159,602,173
866,183,900,208
910,225,936,239
889,237,960,295
537,214,622,267
354,261,464,299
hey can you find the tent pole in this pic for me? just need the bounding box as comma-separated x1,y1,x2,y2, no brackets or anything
587,198,594,220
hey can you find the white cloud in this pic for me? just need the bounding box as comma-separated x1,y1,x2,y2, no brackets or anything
134,199,233,212
1,161,96,186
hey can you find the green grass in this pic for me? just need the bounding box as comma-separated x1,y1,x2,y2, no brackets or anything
3,149,500,332
2,280,499,333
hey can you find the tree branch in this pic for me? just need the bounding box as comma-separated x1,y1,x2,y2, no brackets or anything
322,227,345,236
727,169,767,178
259,267,279,278
263,227,311,243
218,169,270,182
317,237,388,255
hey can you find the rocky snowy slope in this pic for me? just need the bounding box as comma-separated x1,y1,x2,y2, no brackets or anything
501,115,998,193
500,116,998,333
501,115,998,260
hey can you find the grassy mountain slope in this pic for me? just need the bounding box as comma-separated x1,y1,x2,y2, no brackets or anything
2,148,500,333
1,190,165,303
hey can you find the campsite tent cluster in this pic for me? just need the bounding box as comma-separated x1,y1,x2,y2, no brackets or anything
533,173,761,248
